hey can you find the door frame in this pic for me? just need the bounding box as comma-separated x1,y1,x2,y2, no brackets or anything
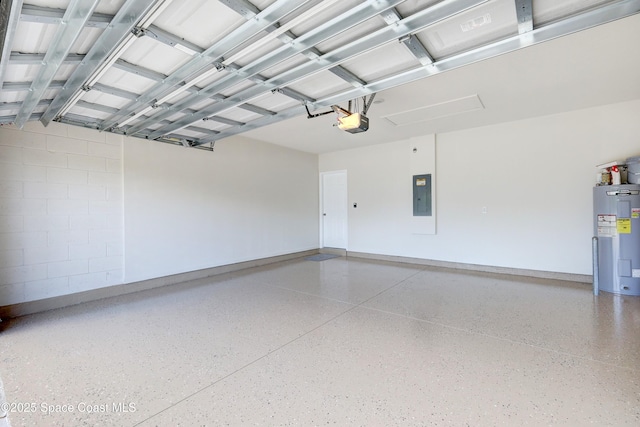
319,170,348,249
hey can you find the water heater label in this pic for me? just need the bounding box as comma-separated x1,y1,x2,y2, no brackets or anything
597,214,617,237
617,218,631,234
633,208,640,219
633,269,640,278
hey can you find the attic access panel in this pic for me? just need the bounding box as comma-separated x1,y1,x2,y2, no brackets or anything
0,0,638,149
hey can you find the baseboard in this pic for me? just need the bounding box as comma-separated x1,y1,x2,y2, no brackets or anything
1,249,591,319
319,247,347,256
0,249,319,319
346,251,592,284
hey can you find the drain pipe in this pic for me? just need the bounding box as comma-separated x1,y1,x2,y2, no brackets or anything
592,236,599,296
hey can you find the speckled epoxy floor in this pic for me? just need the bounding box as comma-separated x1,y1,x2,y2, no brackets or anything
0,257,639,426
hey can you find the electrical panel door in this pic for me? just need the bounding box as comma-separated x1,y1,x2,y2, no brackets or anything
413,174,432,216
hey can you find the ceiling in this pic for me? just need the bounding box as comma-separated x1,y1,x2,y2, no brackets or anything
1,0,639,154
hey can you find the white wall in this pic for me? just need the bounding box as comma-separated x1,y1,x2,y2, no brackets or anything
2,99,637,304
0,122,124,305
123,135,319,283
0,123,318,305
319,99,640,275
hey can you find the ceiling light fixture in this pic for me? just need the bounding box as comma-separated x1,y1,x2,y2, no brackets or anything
460,13,492,32
138,0,174,28
117,104,155,128
174,43,199,56
221,0,341,67
57,85,90,117
124,64,221,127
85,33,139,87
87,0,175,87
57,0,175,119
155,65,219,105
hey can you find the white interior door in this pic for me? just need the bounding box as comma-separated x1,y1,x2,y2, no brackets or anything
321,171,348,249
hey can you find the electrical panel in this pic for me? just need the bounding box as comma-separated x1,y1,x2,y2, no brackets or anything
413,174,432,216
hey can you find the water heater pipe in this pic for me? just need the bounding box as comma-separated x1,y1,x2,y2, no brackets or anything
592,236,599,296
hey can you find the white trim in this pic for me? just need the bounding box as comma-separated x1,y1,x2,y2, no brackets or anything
346,251,592,283
0,249,319,319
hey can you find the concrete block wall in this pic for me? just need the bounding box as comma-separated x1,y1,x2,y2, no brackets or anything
0,122,123,305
